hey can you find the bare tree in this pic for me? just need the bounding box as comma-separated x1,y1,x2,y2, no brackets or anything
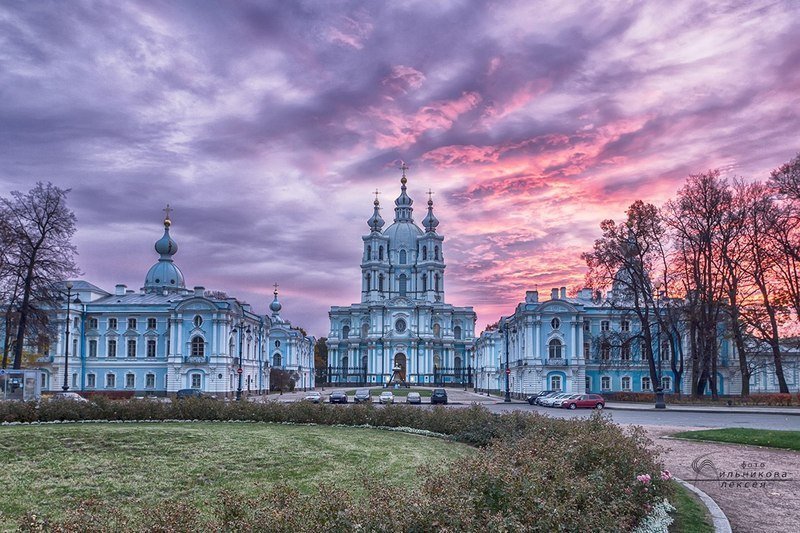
770,152,800,201
2,182,79,370
582,200,668,390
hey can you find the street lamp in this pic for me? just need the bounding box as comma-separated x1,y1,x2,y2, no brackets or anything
61,282,80,392
298,365,304,392
232,320,250,401
654,283,667,409
503,319,511,403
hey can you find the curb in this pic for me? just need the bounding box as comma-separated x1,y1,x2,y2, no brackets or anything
674,477,732,533
606,405,800,416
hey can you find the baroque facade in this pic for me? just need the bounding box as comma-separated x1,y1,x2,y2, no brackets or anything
36,213,315,396
327,169,476,385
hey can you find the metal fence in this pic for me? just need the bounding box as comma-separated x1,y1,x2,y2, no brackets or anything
317,365,474,388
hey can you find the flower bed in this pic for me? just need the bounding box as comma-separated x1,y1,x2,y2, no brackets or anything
6,398,672,531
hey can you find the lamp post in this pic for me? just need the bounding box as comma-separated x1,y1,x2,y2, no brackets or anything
62,281,74,392
654,284,667,409
298,365,304,392
503,319,511,403
232,319,250,401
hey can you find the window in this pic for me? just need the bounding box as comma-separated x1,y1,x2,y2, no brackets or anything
434,274,440,292
72,373,77,388
127,318,137,330
399,250,407,264
88,317,98,329
399,274,407,296
275,340,280,348
87,374,96,388
365,273,370,290
367,245,371,260
422,246,427,260
600,320,610,332
193,315,202,328
74,317,80,329
127,339,136,358
583,342,590,358
108,318,118,330
89,340,97,358
125,373,135,388
72,338,78,356
548,339,563,358
361,323,369,338
661,340,671,362
421,273,427,290
106,373,116,388
621,342,631,361
642,376,652,391
601,376,611,390
273,353,282,367
600,342,611,360
550,375,562,391
661,376,672,391
434,246,440,260
395,319,406,333
145,373,155,389
621,320,630,332
433,323,441,338
621,376,631,390
191,336,204,357
378,246,384,260
107,339,117,358
191,373,202,389
551,317,560,330
583,319,590,332
379,274,384,291
454,325,462,340
585,376,591,392
147,317,157,330
342,325,350,339
147,339,157,358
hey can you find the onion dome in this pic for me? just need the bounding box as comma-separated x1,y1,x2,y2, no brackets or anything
367,193,385,232
270,284,282,315
422,194,439,233
144,206,185,293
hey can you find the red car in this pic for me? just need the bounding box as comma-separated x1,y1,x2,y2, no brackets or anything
561,394,605,410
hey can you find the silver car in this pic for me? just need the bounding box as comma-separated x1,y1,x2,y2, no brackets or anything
379,391,394,404
406,392,422,404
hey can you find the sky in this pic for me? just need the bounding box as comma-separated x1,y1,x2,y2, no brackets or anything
1,1,799,337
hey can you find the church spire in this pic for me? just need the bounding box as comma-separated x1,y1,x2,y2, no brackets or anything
367,189,385,232
422,189,439,233
394,161,413,222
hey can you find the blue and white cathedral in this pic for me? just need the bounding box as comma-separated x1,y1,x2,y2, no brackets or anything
327,168,477,385
37,211,315,396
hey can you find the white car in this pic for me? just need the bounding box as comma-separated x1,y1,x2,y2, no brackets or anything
379,391,394,404
541,393,570,407
303,391,322,403
51,391,90,403
552,394,582,408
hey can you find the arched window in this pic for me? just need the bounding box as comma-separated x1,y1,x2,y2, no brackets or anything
191,336,204,357
272,353,282,367
379,274,384,291
421,273,427,291
399,250,406,264
379,246,384,260
361,323,369,338
342,325,350,339
341,356,349,369
621,376,631,390
422,246,427,260
399,274,407,296
435,274,440,292
365,273,371,291
548,339,562,358
433,323,441,338
361,355,368,369
434,246,440,260
367,245,371,260
454,325,462,340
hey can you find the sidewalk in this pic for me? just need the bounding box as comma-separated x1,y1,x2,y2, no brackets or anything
606,401,800,416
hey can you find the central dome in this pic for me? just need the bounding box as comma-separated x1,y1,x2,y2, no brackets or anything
383,220,422,251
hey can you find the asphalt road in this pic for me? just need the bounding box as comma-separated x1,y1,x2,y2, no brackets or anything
478,402,800,431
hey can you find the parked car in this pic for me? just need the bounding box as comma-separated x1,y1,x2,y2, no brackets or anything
354,389,372,403
406,392,422,404
176,388,208,400
551,393,582,408
51,391,90,403
430,388,448,405
561,394,606,410
535,391,561,405
329,391,348,404
303,391,322,403
540,393,570,407
527,390,556,405
379,391,394,404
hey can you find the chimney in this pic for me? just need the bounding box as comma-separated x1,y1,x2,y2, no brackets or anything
551,288,559,300
560,287,567,299
115,284,126,296
194,286,205,297
526,290,538,303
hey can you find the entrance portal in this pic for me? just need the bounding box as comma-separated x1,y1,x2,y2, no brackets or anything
392,353,407,383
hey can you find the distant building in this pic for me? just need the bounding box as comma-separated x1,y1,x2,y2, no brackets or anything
34,211,314,396
327,168,476,385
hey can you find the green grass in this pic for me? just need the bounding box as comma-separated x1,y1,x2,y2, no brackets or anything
0,422,469,529
671,428,800,451
670,481,713,532
344,387,433,397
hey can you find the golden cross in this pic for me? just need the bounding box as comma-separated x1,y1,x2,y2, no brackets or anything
427,189,434,202
163,203,172,220
374,189,380,202
399,161,409,178
273,282,279,293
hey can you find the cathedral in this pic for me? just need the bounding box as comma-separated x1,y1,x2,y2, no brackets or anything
35,211,315,397
327,167,476,385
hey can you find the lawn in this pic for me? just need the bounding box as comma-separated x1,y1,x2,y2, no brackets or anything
670,481,713,533
0,422,469,529
671,428,800,451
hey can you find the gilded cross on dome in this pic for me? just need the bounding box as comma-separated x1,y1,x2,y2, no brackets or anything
374,189,380,202
163,204,172,226
399,161,409,183
273,282,279,294
427,189,434,203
